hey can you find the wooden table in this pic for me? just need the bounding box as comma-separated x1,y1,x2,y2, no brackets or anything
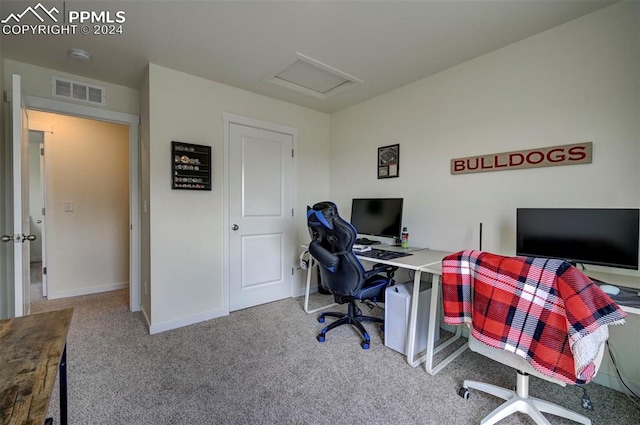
1,308,73,425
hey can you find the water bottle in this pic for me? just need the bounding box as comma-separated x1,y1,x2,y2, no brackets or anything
401,227,409,249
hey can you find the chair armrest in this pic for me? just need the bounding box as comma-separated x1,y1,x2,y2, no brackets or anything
309,240,339,272
364,263,398,279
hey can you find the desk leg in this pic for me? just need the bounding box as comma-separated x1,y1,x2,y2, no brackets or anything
424,274,468,375
405,268,423,367
60,344,68,425
303,257,337,314
405,272,468,372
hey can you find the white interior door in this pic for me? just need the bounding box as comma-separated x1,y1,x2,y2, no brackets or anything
229,121,295,311
11,75,31,317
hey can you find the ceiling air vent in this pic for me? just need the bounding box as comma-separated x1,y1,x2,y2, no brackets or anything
266,53,363,99
51,76,105,106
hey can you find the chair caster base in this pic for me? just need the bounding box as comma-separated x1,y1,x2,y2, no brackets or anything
317,333,326,343
459,387,470,399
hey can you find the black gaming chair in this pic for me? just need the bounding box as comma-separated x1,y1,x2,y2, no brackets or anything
307,201,396,349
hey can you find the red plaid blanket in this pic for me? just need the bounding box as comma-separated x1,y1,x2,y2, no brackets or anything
442,250,626,384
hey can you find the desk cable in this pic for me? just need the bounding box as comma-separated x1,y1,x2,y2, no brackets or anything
606,341,640,406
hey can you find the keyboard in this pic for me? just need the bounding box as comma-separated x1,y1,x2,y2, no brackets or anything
356,238,381,245
356,248,412,260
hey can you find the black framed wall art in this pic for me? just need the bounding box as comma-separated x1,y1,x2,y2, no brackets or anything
378,144,399,179
171,141,212,190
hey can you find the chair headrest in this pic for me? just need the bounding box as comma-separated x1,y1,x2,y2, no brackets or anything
307,201,339,230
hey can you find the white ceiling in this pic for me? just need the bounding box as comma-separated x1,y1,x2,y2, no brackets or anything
0,0,618,114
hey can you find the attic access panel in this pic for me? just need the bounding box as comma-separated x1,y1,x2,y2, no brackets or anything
267,53,363,99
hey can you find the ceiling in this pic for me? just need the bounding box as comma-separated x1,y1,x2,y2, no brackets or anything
0,0,618,114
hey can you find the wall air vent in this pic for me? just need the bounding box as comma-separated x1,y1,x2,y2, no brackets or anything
51,76,105,106
266,53,363,99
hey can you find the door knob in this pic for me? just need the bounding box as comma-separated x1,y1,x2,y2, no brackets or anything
232,224,239,231
1,235,14,243
22,234,37,242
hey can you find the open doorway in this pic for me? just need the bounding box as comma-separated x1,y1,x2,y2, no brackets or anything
21,93,140,313
28,111,130,305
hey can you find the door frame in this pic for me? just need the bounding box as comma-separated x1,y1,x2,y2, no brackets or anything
222,112,298,314
24,95,141,312
28,123,53,297
38,136,47,297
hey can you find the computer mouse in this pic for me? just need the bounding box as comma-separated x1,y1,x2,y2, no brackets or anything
599,284,620,296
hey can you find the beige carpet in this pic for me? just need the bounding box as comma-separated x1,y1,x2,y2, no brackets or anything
31,290,640,424
30,261,46,303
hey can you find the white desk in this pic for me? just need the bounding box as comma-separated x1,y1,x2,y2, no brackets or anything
584,270,640,315
303,245,466,373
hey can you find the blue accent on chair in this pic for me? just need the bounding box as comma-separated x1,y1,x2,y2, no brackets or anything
307,208,333,230
314,210,333,230
306,201,397,349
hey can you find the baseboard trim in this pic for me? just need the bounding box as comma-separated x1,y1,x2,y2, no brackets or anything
149,308,228,335
294,286,313,298
49,282,129,299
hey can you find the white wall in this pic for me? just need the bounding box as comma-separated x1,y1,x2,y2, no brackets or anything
28,111,130,298
330,1,639,393
146,64,330,332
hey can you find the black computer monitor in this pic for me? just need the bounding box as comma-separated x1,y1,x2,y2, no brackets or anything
350,198,404,239
516,208,640,270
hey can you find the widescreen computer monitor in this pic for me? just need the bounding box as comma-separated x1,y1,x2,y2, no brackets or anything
516,208,640,270
350,198,404,240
